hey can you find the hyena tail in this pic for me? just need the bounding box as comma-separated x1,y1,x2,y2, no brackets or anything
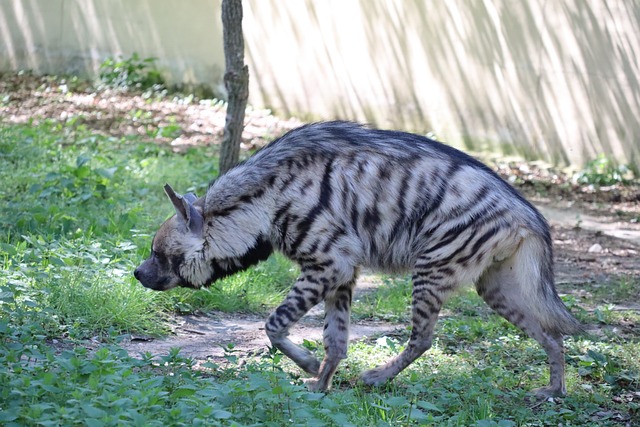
511,234,583,336
479,232,582,337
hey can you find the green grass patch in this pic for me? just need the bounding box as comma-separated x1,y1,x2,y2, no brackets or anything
353,275,502,324
170,254,298,314
352,276,412,321
346,274,639,424
566,275,640,305
0,121,294,339
2,319,637,426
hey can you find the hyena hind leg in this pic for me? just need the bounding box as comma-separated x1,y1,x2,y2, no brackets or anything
306,277,356,392
265,272,326,376
476,262,567,398
360,270,457,386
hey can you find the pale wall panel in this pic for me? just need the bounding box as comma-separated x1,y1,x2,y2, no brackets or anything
1,0,638,167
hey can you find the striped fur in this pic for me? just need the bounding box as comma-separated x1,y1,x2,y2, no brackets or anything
134,121,581,397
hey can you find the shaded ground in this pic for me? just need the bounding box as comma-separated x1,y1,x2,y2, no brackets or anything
2,73,639,363
0,72,303,151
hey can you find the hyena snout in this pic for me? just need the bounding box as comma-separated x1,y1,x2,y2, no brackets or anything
133,263,154,288
132,266,148,284
133,259,175,291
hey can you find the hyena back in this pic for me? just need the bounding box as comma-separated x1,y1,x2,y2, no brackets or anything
134,121,581,397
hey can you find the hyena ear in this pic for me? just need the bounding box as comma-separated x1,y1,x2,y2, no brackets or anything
164,184,204,236
183,192,198,204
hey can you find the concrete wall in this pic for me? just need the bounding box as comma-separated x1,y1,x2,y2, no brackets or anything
0,0,226,91
1,0,639,167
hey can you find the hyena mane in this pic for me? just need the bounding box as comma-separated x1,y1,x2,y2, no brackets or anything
135,121,581,397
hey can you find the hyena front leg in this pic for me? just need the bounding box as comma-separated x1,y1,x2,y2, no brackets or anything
306,276,356,391
360,264,457,386
265,270,327,375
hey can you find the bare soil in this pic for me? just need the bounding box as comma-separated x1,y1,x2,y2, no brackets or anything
122,275,409,362
2,73,639,363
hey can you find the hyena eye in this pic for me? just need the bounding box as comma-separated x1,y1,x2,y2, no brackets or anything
152,250,168,264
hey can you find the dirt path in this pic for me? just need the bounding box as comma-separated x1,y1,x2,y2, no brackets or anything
122,303,406,362
540,202,640,284
122,275,407,361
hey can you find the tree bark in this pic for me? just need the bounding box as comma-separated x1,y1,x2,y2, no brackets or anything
219,0,249,175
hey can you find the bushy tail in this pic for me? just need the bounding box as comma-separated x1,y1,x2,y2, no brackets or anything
513,234,583,336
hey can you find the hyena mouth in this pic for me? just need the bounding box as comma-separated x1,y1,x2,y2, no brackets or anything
133,268,175,291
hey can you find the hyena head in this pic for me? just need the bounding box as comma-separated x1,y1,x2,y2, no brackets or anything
134,184,211,291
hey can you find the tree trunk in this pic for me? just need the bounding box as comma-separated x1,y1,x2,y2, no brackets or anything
219,0,249,175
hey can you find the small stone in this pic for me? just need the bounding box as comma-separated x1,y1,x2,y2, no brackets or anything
588,243,603,253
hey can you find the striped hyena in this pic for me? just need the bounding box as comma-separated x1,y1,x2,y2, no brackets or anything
134,121,581,397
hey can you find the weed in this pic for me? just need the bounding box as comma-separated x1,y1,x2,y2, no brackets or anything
0,121,287,340
573,154,635,186
98,53,165,92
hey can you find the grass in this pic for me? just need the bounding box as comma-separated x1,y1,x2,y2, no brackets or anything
352,276,412,322
0,120,294,337
1,119,639,426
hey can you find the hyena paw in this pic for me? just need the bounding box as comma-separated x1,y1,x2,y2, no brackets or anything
303,378,328,392
531,385,566,399
359,367,392,386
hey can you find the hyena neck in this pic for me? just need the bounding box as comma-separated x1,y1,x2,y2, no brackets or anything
207,235,274,284
203,175,275,260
